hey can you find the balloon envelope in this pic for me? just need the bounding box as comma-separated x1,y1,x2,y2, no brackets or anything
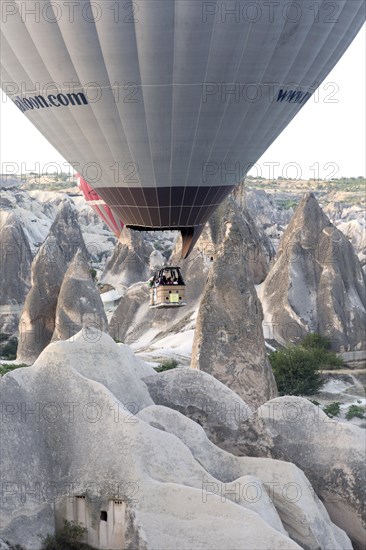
77,175,124,238
1,0,364,256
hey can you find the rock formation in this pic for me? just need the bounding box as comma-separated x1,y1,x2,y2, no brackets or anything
139,405,352,550
52,250,108,341
16,201,88,363
149,248,165,272
233,185,277,263
209,197,274,285
0,331,354,550
143,368,274,458
109,196,272,353
258,396,366,549
109,282,151,345
259,193,366,351
337,218,366,269
109,226,211,347
191,200,277,408
0,213,33,334
101,228,153,288
244,188,294,228
33,330,154,412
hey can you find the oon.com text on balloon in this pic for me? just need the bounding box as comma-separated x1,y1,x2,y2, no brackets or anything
11,91,88,113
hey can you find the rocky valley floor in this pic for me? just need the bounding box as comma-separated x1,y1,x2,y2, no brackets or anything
0,177,365,548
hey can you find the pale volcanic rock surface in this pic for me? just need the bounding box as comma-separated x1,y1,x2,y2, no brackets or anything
0,331,355,550
0,213,33,333
100,228,154,288
52,249,109,342
258,396,366,549
259,193,366,351
16,201,89,363
191,200,278,409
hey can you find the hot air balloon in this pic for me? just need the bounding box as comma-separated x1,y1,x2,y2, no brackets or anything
149,267,187,309
77,174,124,238
1,1,364,257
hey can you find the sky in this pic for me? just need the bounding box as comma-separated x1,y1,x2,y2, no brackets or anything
0,25,365,180
252,25,366,180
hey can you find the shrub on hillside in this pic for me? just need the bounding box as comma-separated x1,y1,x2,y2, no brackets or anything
270,331,348,395
269,346,323,395
41,520,92,550
323,402,342,418
346,404,365,421
0,363,28,377
1,337,18,360
301,333,344,369
155,358,179,373
301,333,331,350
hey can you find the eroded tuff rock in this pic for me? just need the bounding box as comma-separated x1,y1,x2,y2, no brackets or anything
244,188,294,228
52,250,108,341
143,368,274,458
109,195,271,349
1,331,304,550
33,329,154,412
259,193,366,351
232,186,277,266
191,201,277,408
139,405,352,550
0,213,33,333
337,218,366,269
258,396,366,549
208,195,274,285
101,228,153,288
17,201,88,363
109,226,211,346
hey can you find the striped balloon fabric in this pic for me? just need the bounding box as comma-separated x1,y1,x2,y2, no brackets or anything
77,175,124,238
1,1,364,256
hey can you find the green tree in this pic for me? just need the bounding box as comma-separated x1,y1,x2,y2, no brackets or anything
269,346,323,395
301,333,331,350
323,402,342,418
346,405,365,421
155,358,179,373
0,363,28,377
270,333,347,395
301,333,344,369
1,337,18,360
41,520,92,550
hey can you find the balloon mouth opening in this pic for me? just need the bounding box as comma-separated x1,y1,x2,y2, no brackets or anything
126,225,182,231
126,225,205,259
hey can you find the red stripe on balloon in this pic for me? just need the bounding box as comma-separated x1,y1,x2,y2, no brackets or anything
77,174,124,238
